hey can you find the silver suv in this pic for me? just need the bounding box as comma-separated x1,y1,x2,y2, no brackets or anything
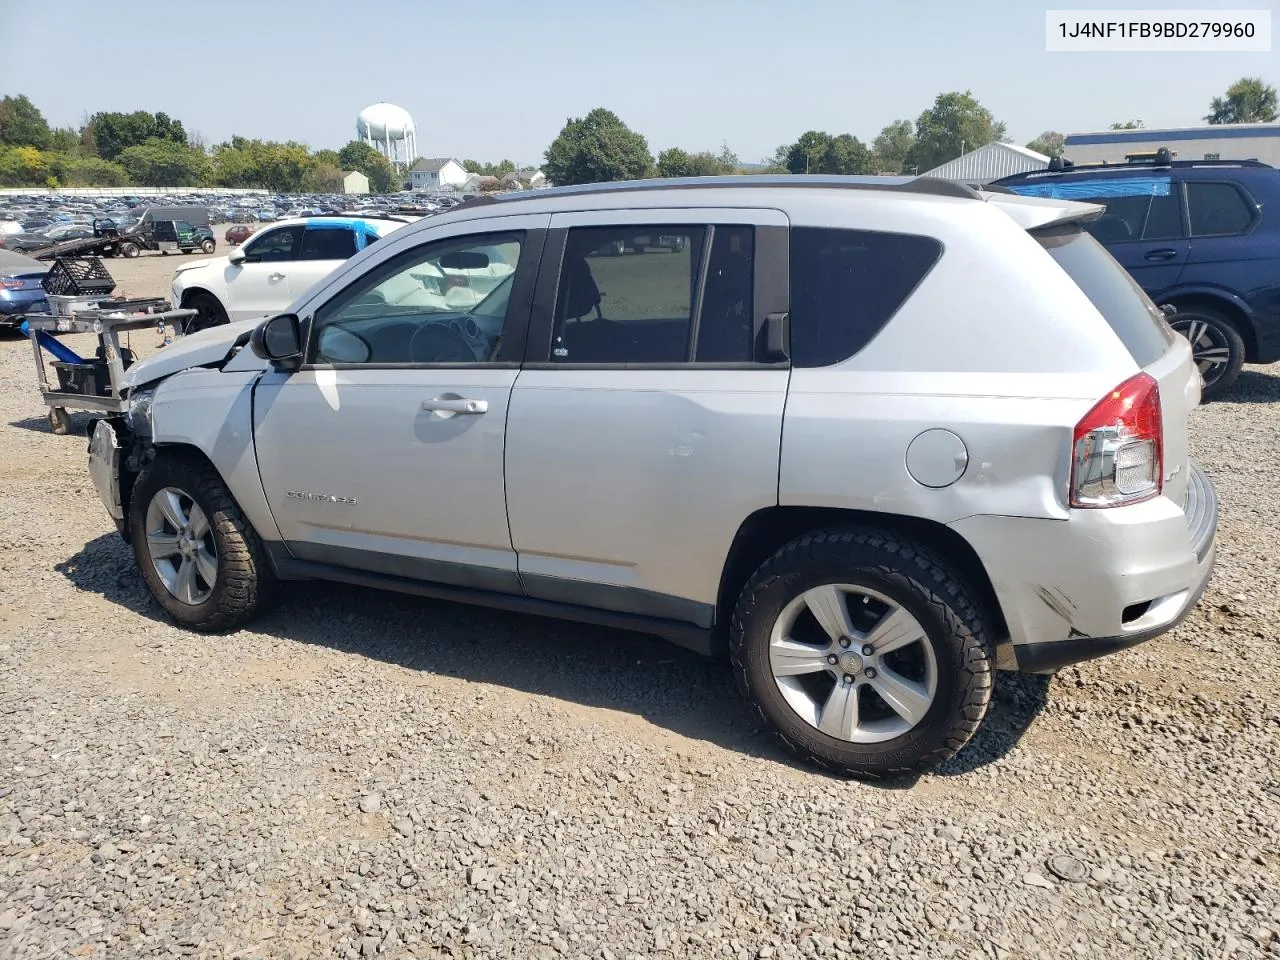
87,176,1218,778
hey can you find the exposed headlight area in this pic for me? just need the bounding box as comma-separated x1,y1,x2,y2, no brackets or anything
123,387,156,438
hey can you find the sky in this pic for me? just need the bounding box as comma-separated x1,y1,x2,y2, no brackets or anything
2,0,1276,165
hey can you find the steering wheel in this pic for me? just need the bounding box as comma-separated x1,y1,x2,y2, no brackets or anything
410,322,476,363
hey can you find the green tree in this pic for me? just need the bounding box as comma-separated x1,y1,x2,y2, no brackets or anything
306,163,346,192
872,119,915,173
88,110,187,160
1109,120,1143,130
543,108,653,185
1026,130,1065,157
0,146,52,185
906,91,1008,173
655,147,735,177
462,158,517,177
48,127,83,155
715,141,739,170
336,140,396,192
0,95,51,149
117,138,208,186
55,155,130,187
780,131,874,175
1205,77,1278,124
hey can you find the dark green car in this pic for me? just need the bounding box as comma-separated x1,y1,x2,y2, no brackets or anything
152,219,216,256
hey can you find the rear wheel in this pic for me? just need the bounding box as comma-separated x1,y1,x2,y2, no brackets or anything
129,454,274,631
1167,306,1245,400
730,528,995,779
121,242,140,258
184,292,229,335
200,239,215,254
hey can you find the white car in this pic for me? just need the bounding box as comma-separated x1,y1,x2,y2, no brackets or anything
170,216,411,332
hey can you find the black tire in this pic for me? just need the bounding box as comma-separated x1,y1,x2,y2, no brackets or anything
729,528,994,779
121,242,140,258
200,239,216,254
184,292,229,334
1166,305,1245,400
128,453,274,632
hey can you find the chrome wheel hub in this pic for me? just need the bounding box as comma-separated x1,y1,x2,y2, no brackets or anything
1171,318,1231,386
768,584,938,744
144,487,218,606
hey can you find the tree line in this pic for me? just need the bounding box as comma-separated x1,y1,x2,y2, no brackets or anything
545,77,1278,185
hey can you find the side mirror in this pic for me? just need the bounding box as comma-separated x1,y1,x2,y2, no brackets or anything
250,313,302,369
228,247,247,265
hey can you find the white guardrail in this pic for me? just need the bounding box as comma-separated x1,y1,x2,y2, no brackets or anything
0,187,271,197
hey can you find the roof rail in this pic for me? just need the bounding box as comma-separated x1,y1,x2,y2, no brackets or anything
1041,148,1272,176
448,174,983,207
292,211,417,223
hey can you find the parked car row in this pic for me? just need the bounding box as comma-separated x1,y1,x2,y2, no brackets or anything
87,175,1218,779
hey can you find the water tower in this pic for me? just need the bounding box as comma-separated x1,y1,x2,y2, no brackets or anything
356,101,417,167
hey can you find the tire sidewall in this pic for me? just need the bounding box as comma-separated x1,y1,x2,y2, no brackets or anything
129,458,235,629
735,556,984,777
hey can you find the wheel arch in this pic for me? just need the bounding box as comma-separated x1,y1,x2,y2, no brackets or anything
1162,290,1257,360
714,506,1009,654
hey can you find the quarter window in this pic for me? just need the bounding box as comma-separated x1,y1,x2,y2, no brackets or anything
550,225,756,364
1006,177,1183,242
300,226,358,260
1186,182,1255,236
310,232,524,365
242,226,303,263
788,227,942,368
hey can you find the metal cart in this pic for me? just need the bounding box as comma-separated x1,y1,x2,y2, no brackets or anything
24,302,195,435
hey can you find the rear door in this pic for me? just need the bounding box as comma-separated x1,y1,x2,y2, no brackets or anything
505,208,790,627
1180,178,1265,298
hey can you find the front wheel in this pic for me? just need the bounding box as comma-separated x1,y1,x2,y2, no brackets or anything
730,528,994,779
129,454,274,631
184,292,229,335
1167,306,1245,400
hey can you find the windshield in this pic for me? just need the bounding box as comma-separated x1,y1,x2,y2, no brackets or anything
1035,227,1175,367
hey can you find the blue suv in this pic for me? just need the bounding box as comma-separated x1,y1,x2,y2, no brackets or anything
996,154,1280,398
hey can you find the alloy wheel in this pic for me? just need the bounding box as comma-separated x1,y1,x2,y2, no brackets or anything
144,486,218,605
769,584,938,743
1171,317,1232,389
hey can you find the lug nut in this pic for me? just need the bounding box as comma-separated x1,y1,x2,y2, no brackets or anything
839,637,852,649
826,654,839,665
843,674,854,685
861,645,875,657
864,667,878,679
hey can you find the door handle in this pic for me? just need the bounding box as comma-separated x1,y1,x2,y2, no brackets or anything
268,272,286,281
1144,249,1178,261
422,396,487,415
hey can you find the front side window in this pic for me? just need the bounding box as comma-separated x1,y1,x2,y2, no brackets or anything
788,227,942,368
309,231,524,365
549,225,756,364
300,226,358,261
242,226,303,263
1186,182,1255,236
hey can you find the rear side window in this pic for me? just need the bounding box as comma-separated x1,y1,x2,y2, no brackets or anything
788,227,941,367
1037,228,1175,367
1185,182,1255,236
1006,176,1182,242
300,226,358,260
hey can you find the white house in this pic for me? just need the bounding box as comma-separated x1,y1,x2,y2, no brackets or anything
341,170,370,195
922,142,1049,184
1063,123,1280,166
501,168,547,189
409,158,468,191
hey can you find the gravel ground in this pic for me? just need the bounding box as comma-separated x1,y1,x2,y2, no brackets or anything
1,261,1280,958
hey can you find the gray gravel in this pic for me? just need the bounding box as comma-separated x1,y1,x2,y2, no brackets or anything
2,319,1279,959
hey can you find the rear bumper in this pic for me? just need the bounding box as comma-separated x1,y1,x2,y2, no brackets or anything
950,461,1218,673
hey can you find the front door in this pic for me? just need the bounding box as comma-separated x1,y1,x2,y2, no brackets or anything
253,215,548,593
505,209,790,626
224,224,303,322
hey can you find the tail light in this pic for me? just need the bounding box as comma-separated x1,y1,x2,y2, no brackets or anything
1070,373,1162,508
0,279,24,290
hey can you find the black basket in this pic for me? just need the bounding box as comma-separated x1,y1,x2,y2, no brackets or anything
41,257,116,297
50,348,135,398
